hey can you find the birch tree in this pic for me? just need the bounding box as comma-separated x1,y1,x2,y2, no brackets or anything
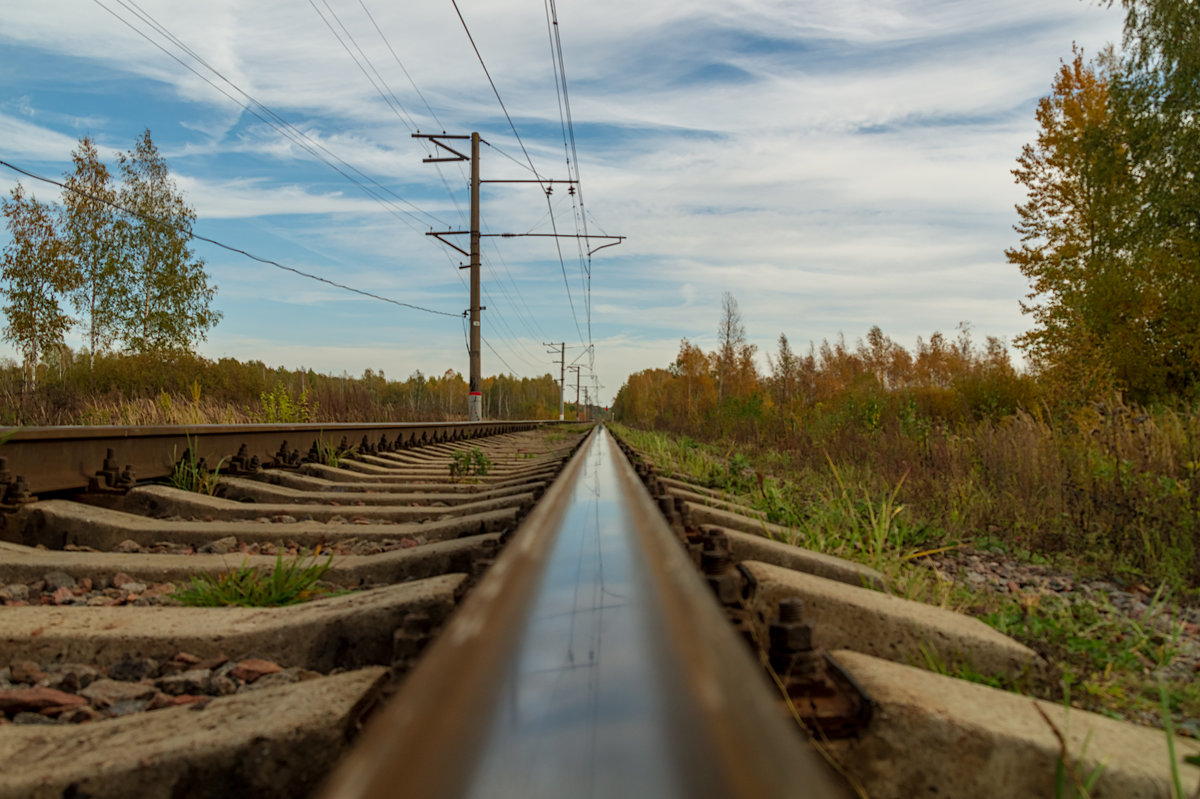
61,136,124,369
1,184,77,387
117,129,220,353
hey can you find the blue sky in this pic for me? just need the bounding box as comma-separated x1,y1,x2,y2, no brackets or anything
1,0,1124,406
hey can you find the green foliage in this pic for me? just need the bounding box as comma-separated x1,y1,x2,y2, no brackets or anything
173,553,337,607
916,642,1009,691
2,132,221,375
1010,11,1200,401
311,436,352,468
61,136,124,366
260,381,316,423
1158,682,1188,799
450,447,491,479
117,129,221,353
613,421,1200,729
1,184,77,388
1008,47,1133,402
616,314,1200,590
984,587,1186,677
168,440,225,496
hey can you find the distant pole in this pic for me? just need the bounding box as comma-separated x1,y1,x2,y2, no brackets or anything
545,342,565,420
468,132,482,422
567,365,582,420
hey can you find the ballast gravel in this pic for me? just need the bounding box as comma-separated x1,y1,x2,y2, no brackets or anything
0,654,321,726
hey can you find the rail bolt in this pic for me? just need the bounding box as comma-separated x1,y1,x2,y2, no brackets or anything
115,466,136,491
3,475,31,505
657,496,678,522
701,548,742,607
769,618,814,653
393,611,434,669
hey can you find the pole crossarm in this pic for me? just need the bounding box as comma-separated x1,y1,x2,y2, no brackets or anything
480,179,579,185
425,231,471,257
412,133,471,163
427,230,625,258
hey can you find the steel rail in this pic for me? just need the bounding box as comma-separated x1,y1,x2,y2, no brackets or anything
318,425,849,798
0,421,555,495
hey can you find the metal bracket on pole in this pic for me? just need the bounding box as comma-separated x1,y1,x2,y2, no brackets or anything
413,133,471,163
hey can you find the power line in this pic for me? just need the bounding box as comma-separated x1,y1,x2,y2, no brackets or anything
544,0,593,352
0,158,460,319
356,1,474,226
308,0,419,133
93,0,447,234
449,0,585,345
358,0,444,130
483,336,520,376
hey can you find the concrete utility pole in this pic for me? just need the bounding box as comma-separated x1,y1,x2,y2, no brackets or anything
545,342,565,420
413,132,484,420
467,132,481,422
567,365,582,420
416,132,623,423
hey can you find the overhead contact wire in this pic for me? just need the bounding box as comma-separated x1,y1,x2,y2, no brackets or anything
449,0,585,345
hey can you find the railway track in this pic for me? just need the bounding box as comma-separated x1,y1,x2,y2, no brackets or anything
0,422,1196,798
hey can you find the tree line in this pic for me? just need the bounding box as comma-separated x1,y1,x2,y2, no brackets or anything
1,131,220,386
613,293,1029,440
619,0,1200,427
1010,0,1200,403
0,347,564,426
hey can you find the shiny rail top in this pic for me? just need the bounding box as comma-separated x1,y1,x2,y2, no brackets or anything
319,426,848,798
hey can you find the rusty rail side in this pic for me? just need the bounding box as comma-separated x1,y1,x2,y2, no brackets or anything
0,420,562,495
317,425,849,798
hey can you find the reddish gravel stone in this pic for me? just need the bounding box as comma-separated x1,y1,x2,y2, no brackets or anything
400,538,419,549
230,659,283,683
143,691,210,710
51,587,75,605
0,687,87,713
59,705,101,723
10,660,46,685
141,583,174,599
80,679,157,708
158,670,212,696
111,571,135,587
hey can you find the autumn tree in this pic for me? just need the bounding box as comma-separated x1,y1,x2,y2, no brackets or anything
1008,47,1140,398
0,184,78,387
61,136,125,370
117,129,220,353
713,291,758,404
714,291,744,403
671,338,715,423
1108,0,1200,396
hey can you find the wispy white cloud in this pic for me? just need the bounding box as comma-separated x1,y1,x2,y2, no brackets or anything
0,0,1126,402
